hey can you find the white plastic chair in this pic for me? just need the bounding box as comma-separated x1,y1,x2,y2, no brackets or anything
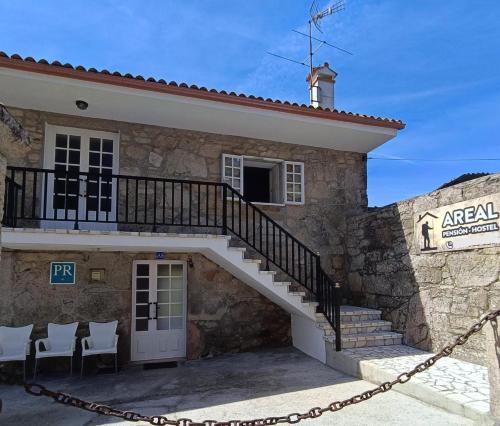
81,321,119,377
34,322,78,379
0,325,33,381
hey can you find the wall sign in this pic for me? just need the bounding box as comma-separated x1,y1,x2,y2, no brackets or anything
50,262,76,285
414,193,500,253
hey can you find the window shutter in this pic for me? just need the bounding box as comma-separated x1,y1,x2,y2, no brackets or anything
284,161,304,204
222,154,244,194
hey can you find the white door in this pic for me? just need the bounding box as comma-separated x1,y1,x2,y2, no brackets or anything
131,260,187,362
42,125,119,230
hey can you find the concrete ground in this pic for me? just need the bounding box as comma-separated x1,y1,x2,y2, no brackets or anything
0,347,474,426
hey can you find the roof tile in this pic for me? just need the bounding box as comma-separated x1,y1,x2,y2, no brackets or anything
0,51,405,129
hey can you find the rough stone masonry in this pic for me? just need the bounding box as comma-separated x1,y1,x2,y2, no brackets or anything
346,173,500,366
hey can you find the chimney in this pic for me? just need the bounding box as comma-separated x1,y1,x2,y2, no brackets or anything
306,62,338,109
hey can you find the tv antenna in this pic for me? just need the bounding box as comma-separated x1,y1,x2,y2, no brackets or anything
306,1,346,93
266,1,351,96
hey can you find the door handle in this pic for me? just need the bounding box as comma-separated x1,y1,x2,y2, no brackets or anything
148,302,154,320
147,302,158,320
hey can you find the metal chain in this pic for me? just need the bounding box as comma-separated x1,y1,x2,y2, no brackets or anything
1,309,498,425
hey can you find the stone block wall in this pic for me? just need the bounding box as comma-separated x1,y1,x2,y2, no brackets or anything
0,250,291,365
4,107,368,282
346,174,500,365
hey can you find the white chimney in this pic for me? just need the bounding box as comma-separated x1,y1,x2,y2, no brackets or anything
306,62,338,109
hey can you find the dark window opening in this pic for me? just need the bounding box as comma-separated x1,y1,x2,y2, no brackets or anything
243,166,271,203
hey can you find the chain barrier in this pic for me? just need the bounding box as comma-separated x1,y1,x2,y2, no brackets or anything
1,309,498,425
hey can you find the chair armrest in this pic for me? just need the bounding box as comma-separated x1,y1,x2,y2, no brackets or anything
113,334,119,349
0,342,3,355
81,337,93,350
35,338,50,353
71,336,77,351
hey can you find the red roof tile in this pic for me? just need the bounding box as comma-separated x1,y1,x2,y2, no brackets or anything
0,52,405,130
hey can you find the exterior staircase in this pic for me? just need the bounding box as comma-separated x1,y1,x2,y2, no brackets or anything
225,238,404,360
318,306,403,349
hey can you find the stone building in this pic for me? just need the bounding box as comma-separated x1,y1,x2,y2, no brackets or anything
0,53,405,367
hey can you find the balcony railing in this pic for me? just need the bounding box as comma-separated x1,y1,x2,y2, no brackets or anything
2,166,341,350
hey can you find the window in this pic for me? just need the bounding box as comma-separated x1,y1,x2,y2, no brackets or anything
222,154,243,192
222,154,304,205
87,137,114,212
53,133,81,210
285,162,304,204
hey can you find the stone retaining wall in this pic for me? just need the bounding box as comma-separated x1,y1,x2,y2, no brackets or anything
346,174,500,365
0,250,291,365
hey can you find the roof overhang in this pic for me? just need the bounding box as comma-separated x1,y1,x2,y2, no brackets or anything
0,60,403,153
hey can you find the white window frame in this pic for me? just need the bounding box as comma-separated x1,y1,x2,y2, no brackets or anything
284,161,305,205
42,124,120,230
222,153,243,193
222,154,305,206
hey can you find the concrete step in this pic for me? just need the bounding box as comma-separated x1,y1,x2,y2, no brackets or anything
340,305,382,323
324,331,403,349
340,320,392,334
273,281,292,287
243,258,261,265
315,305,383,323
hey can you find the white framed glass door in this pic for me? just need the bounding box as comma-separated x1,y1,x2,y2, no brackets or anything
131,260,187,362
42,124,119,230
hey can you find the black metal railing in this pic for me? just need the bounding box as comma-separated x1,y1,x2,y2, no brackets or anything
3,166,341,350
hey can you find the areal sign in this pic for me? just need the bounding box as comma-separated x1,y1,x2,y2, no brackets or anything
414,193,500,253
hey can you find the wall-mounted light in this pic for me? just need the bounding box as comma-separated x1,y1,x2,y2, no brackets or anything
89,268,105,282
187,256,194,268
75,100,88,110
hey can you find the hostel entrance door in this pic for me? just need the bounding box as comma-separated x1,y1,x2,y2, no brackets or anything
131,260,187,362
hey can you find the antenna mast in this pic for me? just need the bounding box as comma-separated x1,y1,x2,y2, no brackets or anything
308,1,345,96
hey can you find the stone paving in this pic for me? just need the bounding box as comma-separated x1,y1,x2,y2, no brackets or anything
0,348,474,425
337,344,490,419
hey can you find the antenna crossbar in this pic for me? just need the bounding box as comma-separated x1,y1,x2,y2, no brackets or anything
266,52,308,68
292,29,353,55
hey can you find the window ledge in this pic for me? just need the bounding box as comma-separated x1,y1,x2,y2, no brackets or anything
226,198,304,207
252,201,286,207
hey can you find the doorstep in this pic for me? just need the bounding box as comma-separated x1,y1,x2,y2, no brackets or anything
326,344,492,424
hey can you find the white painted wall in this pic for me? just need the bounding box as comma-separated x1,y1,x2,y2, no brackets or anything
291,313,326,363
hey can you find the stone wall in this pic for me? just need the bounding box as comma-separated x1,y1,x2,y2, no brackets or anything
346,174,500,365
0,106,30,256
4,107,367,281
0,250,291,365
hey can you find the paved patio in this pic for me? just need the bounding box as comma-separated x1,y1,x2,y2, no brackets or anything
329,344,490,421
0,348,473,425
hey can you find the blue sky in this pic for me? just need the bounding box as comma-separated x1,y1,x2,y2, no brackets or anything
1,0,499,206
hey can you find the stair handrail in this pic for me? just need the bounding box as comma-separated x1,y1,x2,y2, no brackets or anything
223,184,341,350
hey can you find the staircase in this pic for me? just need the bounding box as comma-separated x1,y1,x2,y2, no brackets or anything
4,167,404,364
223,237,404,360
318,306,403,349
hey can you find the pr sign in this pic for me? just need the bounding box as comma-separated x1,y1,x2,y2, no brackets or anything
50,262,76,285
414,194,500,253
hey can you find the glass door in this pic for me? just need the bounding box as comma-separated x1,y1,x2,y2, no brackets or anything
131,261,187,362
42,125,119,230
